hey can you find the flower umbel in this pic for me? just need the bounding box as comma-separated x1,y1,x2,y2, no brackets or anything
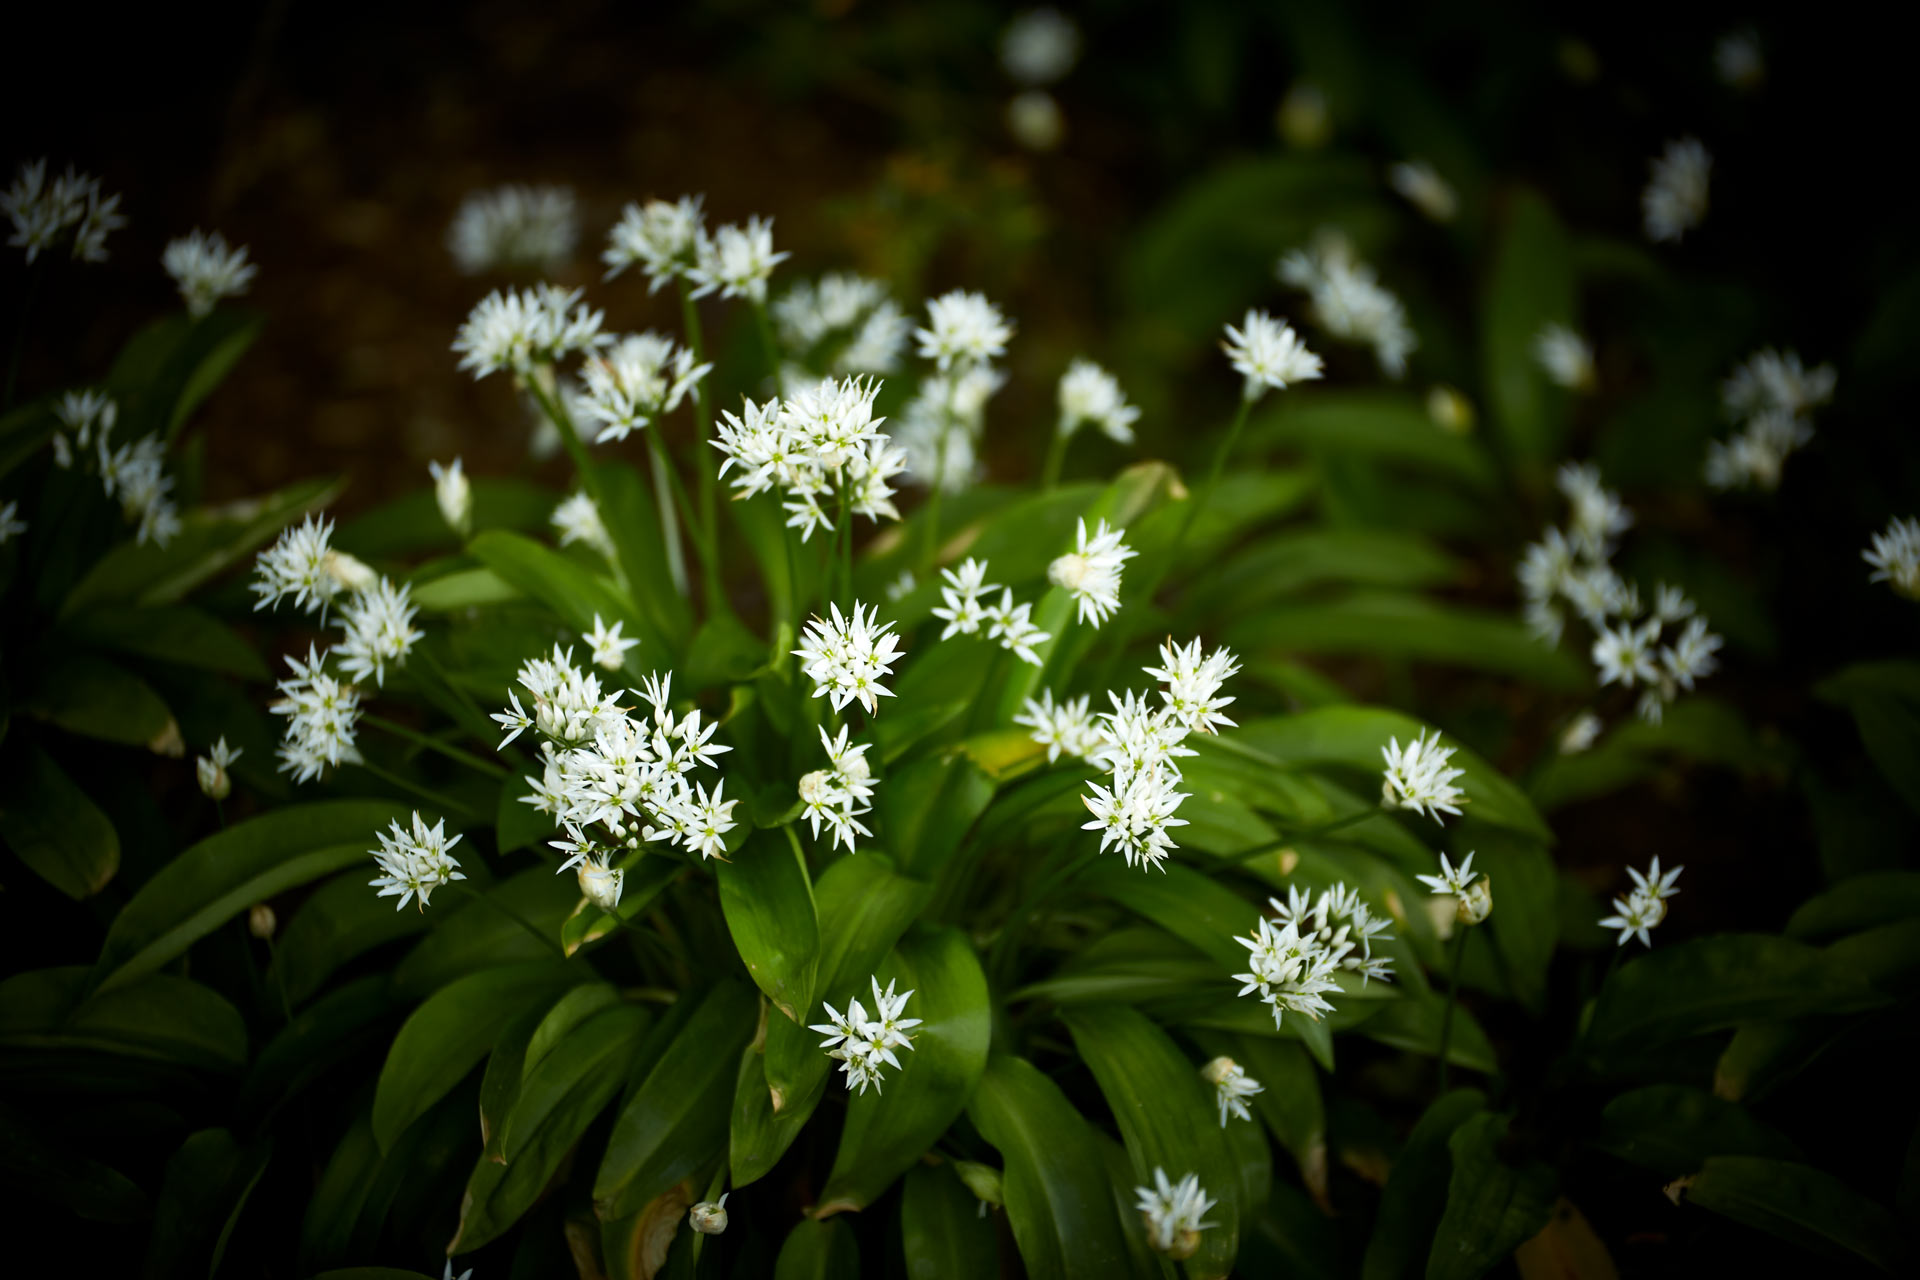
1380,729,1467,821
1048,517,1136,628
162,229,257,317
369,812,466,911
1134,1169,1218,1260
1200,1056,1264,1128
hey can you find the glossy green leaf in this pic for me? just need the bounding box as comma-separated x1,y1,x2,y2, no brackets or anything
0,744,120,899
1082,858,1253,970
409,564,522,612
0,1100,146,1223
1188,527,1463,619
371,961,581,1152
238,975,395,1125
1786,871,1920,943
393,866,581,998
1682,1155,1909,1272
1595,1085,1799,1177
468,528,666,661
63,603,269,680
1483,190,1575,461
336,476,557,559
1816,661,1920,817
476,1002,545,1161
817,925,992,1213
879,750,998,879
24,652,176,750
1463,829,1558,1011
144,1128,270,1280
1362,1089,1485,1280
966,1054,1139,1280
1251,391,1499,490
596,460,694,653
266,866,445,1006
774,1218,860,1279
0,966,247,1071
731,1033,818,1190
595,980,758,1219
901,1162,998,1280
1427,1112,1556,1280
93,799,412,993
560,850,683,956
716,833,819,1022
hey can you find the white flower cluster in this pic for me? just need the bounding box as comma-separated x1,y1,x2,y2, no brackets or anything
1705,348,1835,491
1418,851,1492,926
1074,637,1239,870
51,389,115,467
1380,729,1466,822
1532,323,1595,392
892,364,1001,494
1234,884,1392,1028
690,216,788,304
1519,463,1723,724
1598,857,1682,948
453,284,610,379
1388,159,1458,222
499,653,736,901
1014,689,1105,762
551,491,616,560
577,332,711,444
713,375,906,540
195,737,241,802
1134,1169,1218,1260
271,644,365,782
447,184,579,275
98,429,181,547
1278,236,1416,377
162,229,257,318
1865,517,1920,600
604,195,708,291
914,290,1014,372
369,811,467,912
1047,517,1136,628
1221,310,1323,402
798,726,875,853
3,159,124,264
1056,359,1140,444
773,273,912,377
1200,1055,1264,1128
1642,138,1711,244
793,602,904,716
932,558,1051,666
810,976,921,1094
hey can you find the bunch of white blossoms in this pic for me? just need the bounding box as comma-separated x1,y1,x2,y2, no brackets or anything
793,602,904,716
1532,323,1596,392
161,229,256,318
1519,463,1722,726
1642,137,1711,244
1048,517,1136,628
1864,517,1920,600
253,516,423,778
1418,851,1493,926
51,388,115,468
1278,234,1417,377
550,490,616,561
810,976,921,1094
1381,729,1467,822
498,653,736,910
368,811,467,911
797,726,876,853
1221,309,1324,402
604,193,789,304
895,291,1015,492
1073,637,1240,870
2,159,124,263
576,332,711,444
1705,347,1836,491
1234,884,1393,1028
1014,688,1105,762
1200,1056,1264,1128
1598,858,1682,948
453,284,610,379
447,184,579,275
45,389,180,545
1134,1169,1218,1260
932,558,1051,666
713,375,907,540
1056,359,1140,445
773,273,912,378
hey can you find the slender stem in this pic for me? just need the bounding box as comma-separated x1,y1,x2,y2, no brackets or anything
1170,393,1253,559
263,935,294,1024
1437,924,1470,1093
525,365,633,591
355,759,483,821
645,429,693,598
749,299,781,380
1040,420,1071,491
363,713,511,779
214,797,228,829
837,488,853,612
918,370,965,573
454,881,567,958
681,284,724,610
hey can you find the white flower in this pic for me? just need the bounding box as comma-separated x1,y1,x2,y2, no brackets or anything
1630,856,1684,904
1048,517,1136,628
1865,517,1920,599
688,1194,730,1235
1703,411,1813,492
1416,851,1478,899
1722,348,1835,421
551,492,616,561
773,273,910,375
196,737,241,801
1599,861,1681,949
781,373,886,466
793,602,903,716
368,812,466,911
447,184,578,274
689,216,788,304
1200,1056,1264,1128
429,457,472,536
1081,763,1190,870
578,332,711,443
1559,712,1603,755
1661,617,1722,692
1057,359,1140,444
1145,637,1240,735
603,195,708,290
932,557,997,637
251,516,341,614
1000,7,1079,85
1272,883,1396,984
1387,159,1458,222
885,569,916,602
334,577,422,686
0,499,25,545
1557,462,1632,558
453,284,610,379
1134,1169,1218,1261
914,290,1013,371
1532,323,1595,391
577,851,625,912
892,366,1000,492
800,725,876,852
580,614,637,671
1457,876,1493,925
270,645,364,781
1592,619,1661,688
162,229,257,318
3,159,125,263
982,589,1050,665
810,977,921,1094
52,388,116,464
1221,310,1323,401
1015,690,1104,762
1380,729,1467,821
1642,138,1711,244
95,433,181,547
1279,238,1417,377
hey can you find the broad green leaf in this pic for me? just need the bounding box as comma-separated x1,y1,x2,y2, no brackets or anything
302,1092,473,1268
1250,391,1499,490
0,744,120,898
1362,983,1497,1073
595,980,758,1219
144,1128,270,1280
878,751,997,878
1235,709,1554,841
1462,829,1558,1011
476,1002,545,1161
1362,1089,1486,1280
1482,189,1575,462
63,603,269,679
468,528,667,663
99,308,262,444
23,652,176,750
901,1162,998,1280
774,1218,860,1279
372,961,580,1152
1082,858,1254,970
1244,1180,1347,1280
1062,1004,1243,1278
0,1100,147,1223
1528,696,1787,812
597,460,694,653
817,925,992,1214
1187,527,1463,619
92,799,411,993
716,832,819,1022
1682,1155,1909,1272
966,1054,1139,1280
393,866,581,998
1595,1085,1799,1177
1427,1112,1556,1280
0,966,246,1071
336,477,557,559
266,866,447,1006
1221,1100,1274,1249
1816,661,1920,817
1195,1033,1326,1205
1786,871,1920,943
731,1035,819,1190
238,976,395,1126
409,566,522,612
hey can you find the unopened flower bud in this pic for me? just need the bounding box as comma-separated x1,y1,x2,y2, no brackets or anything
689,1193,729,1235
430,457,473,538
577,858,625,913
1426,385,1475,434
248,903,277,939
1199,1056,1238,1086
1163,1227,1203,1261
324,549,378,594
953,1160,1004,1209
1457,876,1493,926
1047,551,1091,593
196,736,241,801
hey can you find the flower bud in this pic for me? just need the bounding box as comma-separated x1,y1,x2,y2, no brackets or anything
1047,551,1090,592
577,858,625,913
689,1193,729,1235
430,457,472,539
248,903,277,939
1426,385,1475,434
324,549,378,594
952,1159,1004,1209
1199,1056,1239,1087
1457,876,1493,926
197,755,231,801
